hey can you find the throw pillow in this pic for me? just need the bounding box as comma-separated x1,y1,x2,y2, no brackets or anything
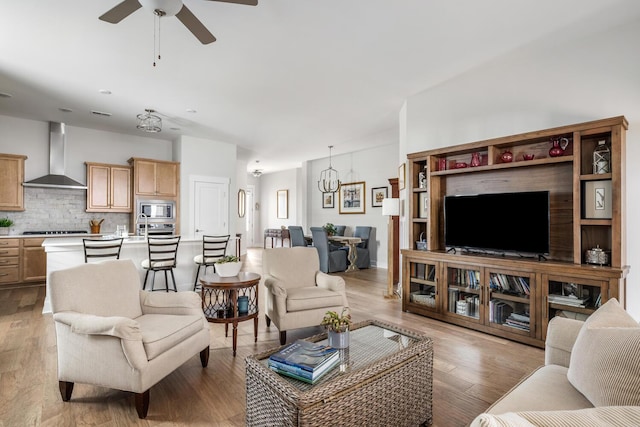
567,298,640,406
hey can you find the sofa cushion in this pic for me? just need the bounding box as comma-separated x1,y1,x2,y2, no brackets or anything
472,406,640,427
567,298,640,407
486,365,592,415
136,314,205,360
285,287,344,312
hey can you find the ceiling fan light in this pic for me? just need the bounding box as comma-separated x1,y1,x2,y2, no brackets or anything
136,109,162,133
139,0,183,16
252,170,263,178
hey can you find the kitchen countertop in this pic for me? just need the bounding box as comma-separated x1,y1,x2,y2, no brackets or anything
42,235,201,248
0,233,101,239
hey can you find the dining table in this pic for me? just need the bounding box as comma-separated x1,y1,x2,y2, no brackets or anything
328,235,362,272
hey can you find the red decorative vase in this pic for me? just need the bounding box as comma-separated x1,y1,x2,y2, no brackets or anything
470,152,481,167
549,138,569,157
500,150,513,163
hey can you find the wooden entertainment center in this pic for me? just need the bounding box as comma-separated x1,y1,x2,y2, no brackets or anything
402,116,628,348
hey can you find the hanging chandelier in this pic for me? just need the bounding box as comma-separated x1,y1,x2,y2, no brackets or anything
136,109,162,133
318,145,341,193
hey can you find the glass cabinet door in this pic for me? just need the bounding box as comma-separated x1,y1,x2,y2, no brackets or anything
405,261,439,313
486,269,535,337
444,264,482,322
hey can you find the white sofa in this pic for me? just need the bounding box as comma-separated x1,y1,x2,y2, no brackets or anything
50,259,211,418
471,298,640,426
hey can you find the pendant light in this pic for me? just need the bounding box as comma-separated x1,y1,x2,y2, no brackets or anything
136,109,162,133
318,145,341,193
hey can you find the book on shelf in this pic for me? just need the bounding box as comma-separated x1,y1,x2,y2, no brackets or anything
548,294,589,308
268,339,339,375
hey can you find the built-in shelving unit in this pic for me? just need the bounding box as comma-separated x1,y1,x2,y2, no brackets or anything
402,116,629,348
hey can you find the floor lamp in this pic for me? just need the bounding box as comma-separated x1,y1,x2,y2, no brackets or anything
382,198,400,298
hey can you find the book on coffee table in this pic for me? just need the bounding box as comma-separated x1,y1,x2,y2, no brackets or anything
268,340,339,382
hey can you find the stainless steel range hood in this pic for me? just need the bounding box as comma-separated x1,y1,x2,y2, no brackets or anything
23,122,87,190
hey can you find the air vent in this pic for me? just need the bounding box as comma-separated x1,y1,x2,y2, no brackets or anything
91,110,112,117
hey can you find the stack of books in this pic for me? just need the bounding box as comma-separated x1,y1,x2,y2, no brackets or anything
548,294,590,308
268,340,340,384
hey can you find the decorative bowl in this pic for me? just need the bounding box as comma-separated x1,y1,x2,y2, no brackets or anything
215,261,242,277
454,162,468,169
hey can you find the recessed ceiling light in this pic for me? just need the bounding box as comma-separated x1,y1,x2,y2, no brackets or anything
186,108,197,113
58,107,73,113
0,92,13,98
98,89,112,95
91,110,112,117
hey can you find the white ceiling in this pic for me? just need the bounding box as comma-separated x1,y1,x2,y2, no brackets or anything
0,0,635,174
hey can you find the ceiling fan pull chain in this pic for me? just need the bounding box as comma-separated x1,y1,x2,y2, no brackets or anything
153,14,157,67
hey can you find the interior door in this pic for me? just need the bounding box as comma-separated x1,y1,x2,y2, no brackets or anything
192,177,229,237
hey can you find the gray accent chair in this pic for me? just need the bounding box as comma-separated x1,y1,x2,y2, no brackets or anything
288,226,308,247
310,227,348,273
334,225,346,236
263,247,348,345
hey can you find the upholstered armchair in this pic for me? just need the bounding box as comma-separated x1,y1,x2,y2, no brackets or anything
50,260,211,419
263,247,348,345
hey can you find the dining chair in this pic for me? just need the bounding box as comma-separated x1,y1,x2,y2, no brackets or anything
310,227,348,273
288,226,308,247
193,235,230,290
142,236,181,292
82,237,124,263
334,225,346,236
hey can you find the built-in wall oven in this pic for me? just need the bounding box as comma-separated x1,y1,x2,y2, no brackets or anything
136,200,176,236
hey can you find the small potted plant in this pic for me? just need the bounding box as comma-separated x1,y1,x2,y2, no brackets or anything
214,255,242,277
0,217,14,236
323,223,337,236
321,308,352,348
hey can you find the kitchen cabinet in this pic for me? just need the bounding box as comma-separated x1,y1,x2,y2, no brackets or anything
0,239,20,285
128,158,179,198
0,153,27,211
86,162,132,212
21,238,46,282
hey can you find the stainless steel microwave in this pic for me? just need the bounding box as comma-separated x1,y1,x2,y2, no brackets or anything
137,200,175,220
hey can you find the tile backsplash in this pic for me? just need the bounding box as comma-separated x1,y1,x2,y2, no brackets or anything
1,187,129,235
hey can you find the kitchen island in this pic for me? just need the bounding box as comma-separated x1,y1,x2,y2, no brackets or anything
42,236,205,314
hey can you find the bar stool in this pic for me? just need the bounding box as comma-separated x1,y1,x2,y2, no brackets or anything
142,236,181,292
193,235,230,290
83,237,124,263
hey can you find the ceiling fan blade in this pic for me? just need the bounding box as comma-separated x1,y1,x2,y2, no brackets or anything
175,5,217,44
99,0,142,23
206,0,258,5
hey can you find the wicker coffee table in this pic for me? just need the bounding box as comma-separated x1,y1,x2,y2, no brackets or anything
245,320,433,426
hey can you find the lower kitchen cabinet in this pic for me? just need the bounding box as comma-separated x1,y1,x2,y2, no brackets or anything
402,250,628,348
0,239,20,285
22,238,46,282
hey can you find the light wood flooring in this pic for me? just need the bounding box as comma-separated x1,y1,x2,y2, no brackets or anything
0,248,544,426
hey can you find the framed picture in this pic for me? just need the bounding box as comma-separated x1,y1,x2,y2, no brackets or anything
277,189,288,219
398,163,406,190
583,180,612,219
371,186,388,208
419,192,428,218
322,192,334,209
238,189,246,218
339,181,366,214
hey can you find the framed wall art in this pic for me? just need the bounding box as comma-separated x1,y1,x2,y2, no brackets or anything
277,189,288,219
371,186,388,208
322,192,334,209
339,181,366,214
398,163,406,190
584,180,612,219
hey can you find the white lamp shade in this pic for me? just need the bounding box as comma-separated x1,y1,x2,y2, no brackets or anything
382,198,399,216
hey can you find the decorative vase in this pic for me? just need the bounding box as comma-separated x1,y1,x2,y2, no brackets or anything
0,227,8,236
90,225,101,234
215,262,242,277
593,140,610,174
470,152,481,167
549,137,569,157
500,150,513,163
328,329,350,349
237,295,249,314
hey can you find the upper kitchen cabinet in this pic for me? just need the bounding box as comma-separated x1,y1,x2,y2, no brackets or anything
0,153,27,211
128,158,179,198
86,162,132,213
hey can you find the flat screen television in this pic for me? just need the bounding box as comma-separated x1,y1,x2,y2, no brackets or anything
444,191,550,255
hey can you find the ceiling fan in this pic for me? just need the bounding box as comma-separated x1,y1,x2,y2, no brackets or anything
99,0,258,44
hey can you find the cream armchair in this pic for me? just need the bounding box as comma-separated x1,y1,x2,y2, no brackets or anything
263,247,348,345
50,260,211,419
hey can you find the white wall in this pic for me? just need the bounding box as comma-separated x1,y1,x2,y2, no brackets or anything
401,14,640,318
259,169,299,243
0,115,171,184
306,132,399,268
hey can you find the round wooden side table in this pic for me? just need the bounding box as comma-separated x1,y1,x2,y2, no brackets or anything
200,272,260,356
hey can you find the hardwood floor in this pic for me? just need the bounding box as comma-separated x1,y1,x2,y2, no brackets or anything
0,248,544,426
